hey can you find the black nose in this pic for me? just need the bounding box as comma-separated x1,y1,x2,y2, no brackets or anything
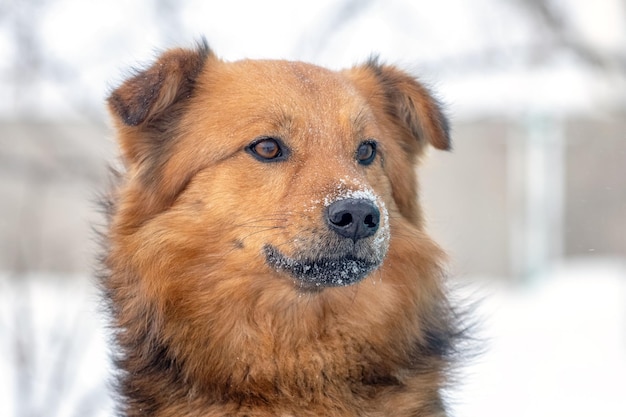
326,198,380,241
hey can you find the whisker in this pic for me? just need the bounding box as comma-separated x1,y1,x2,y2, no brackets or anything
239,226,286,240
233,214,293,228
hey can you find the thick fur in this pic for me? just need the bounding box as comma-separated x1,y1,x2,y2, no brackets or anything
103,40,461,416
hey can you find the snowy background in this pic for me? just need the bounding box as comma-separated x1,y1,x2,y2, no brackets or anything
1,1,625,416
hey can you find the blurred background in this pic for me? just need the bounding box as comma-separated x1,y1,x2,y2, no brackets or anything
0,0,625,416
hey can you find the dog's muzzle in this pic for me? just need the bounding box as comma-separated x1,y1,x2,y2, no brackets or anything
264,198,388,289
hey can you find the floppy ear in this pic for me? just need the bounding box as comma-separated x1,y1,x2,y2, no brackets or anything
107,41,214,218
107,40,213,165
344,58,451,224
352,57,450,152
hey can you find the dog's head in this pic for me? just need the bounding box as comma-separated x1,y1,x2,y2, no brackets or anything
107,41,449,291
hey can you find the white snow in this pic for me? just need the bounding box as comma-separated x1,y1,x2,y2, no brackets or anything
0,273,114,417
451,259,626,417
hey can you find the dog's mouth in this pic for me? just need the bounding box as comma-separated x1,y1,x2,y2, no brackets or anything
263,244,382,288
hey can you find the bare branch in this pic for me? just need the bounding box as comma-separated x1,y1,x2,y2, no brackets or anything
514,0,626,71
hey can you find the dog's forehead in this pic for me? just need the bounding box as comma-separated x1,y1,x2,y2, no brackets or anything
278,61,346,92
243,59,348,90
187,58,381,161
206,59,364,114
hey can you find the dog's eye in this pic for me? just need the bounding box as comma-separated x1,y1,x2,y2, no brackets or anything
246,137,287,162
356,141,377,165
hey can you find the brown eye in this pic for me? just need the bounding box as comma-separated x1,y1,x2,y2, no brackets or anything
254,139,280,158
246,137,288,162
356,141,377,165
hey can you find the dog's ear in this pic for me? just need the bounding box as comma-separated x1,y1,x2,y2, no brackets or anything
344,59,450,224
107,41,214,218
345,57,450,153
107,40,213,164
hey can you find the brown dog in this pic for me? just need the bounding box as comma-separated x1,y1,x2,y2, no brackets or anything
102,40,461,416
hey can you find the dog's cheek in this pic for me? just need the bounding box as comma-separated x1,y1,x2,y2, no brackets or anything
364,139,418,225
173,168,276,247
376,126,424,224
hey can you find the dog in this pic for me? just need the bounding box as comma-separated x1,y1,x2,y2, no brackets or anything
102,39,462,416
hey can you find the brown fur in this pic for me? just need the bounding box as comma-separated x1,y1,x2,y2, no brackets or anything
102,40,461,416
